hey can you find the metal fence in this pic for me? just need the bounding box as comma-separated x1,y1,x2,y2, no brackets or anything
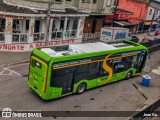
82,32,101,42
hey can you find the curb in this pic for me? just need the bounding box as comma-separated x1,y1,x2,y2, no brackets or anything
0,60,29,68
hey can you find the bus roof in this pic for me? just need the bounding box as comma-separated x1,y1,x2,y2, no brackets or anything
41,41,135,57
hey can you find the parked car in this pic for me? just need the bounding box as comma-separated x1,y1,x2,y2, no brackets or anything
155,29,160,35
155,29,160,39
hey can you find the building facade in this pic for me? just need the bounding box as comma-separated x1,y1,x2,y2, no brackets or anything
0,0,88,51
80,0,114,41
144,6,160,32
117,0,148,33
117,0,160,33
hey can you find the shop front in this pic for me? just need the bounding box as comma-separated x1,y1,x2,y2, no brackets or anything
0,1,88,51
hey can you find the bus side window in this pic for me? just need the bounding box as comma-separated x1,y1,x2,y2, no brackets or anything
87,62,101,79
98,62,109,76
111,56,135,74
51,68,74,87
112,58,124,73
75,64,89,74
74,64,89,83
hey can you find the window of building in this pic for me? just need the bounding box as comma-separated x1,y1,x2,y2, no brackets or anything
72,19,78,30
12,19,28,43
155,9,158,15
93,0,97,4
66,20,70,30
149,9,152,15
82,0,90,3
26,20,29,31
53,0,62,3
106,0,112,7
0,19,5,43
60,19,64,30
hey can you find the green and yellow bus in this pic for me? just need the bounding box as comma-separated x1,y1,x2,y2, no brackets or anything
28,40,148,100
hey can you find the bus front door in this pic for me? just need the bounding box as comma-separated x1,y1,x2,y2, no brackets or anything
136,54,145,73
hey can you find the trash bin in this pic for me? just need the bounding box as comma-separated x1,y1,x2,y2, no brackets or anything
141,75,151,86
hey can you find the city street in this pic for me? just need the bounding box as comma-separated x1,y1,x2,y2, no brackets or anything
0,50,160,120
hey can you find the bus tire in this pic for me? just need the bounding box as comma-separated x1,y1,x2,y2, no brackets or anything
76,83,87,94
126,71,132,80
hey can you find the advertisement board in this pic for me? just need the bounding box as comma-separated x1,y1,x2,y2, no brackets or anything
100,27,129,42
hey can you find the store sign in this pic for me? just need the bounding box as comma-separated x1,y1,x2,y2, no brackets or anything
118,14,128,19
0,14,27,19
0,39,77,51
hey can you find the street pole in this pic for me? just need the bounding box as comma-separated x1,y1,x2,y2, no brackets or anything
111,0,119,27
148,8,156,34
44,0,52,47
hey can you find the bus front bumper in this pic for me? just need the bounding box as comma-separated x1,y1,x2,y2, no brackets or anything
28,81,50,100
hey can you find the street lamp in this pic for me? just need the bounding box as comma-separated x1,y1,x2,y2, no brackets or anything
44,0,53,47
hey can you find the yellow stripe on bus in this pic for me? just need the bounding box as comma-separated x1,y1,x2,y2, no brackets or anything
53,59,104,70
102,54,113,85
53,54,137,70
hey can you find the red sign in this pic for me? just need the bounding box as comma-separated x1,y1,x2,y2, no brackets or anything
0,14,27,19
116,13,128,20
46,39,75,47
106,15,113,22
0,39,76,51
0,44,24,51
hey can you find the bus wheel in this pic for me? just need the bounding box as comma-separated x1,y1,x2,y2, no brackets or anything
126,71,132,80
76,83,86,94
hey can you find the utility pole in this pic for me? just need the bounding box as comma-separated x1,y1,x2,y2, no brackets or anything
44,0,52,47
111,0,119,27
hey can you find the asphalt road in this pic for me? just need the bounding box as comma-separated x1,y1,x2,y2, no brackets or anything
0,51,160,120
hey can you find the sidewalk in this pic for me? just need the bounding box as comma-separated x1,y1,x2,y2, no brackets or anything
0,51,31,67
133,32,156,43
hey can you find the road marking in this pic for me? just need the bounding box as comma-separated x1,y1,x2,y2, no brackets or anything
5,63,29,69
152,67,160,75
0,68,21,76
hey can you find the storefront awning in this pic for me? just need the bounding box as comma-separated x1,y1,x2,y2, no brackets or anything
144,21,158,25
114,21,137,26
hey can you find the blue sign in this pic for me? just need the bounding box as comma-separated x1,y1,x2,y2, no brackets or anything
102,31,112,36
115,32,126,39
